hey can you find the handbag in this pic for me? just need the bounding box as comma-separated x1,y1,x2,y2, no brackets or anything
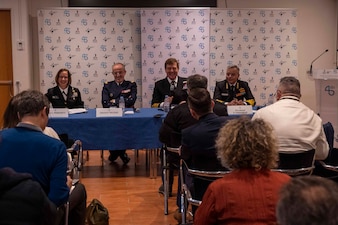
85,198,109,225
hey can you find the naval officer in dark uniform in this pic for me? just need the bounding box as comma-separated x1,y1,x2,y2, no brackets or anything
151,58,187,108
101,62,137,164
45,68,84,109
213,65,255,106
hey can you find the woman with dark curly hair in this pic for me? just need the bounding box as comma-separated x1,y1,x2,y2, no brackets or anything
194,117,291,225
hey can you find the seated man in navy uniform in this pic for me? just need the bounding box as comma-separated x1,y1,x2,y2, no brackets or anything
151,58,187,108
213,65,255,106
102,62,137,164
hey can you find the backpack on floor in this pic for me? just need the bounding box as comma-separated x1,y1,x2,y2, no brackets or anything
85,198,109,225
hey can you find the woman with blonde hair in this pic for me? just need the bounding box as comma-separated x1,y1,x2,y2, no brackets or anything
194,117,290,225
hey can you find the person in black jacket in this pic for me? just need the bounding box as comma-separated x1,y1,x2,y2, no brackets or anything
213,65,255,106
0,167,58,225
151,58,187,108
159,74,228,223
101,63,137,164
45,68,84,109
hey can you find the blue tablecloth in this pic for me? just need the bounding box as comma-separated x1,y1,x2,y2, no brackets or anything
48,108,165,150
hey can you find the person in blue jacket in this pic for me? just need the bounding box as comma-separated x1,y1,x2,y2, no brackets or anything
0,90,87,225
102,62,137,164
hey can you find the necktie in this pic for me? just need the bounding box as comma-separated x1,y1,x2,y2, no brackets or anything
230,86,235,99
170,80,175,92
62,91,67,100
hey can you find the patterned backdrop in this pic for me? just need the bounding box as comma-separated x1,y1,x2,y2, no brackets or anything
38,8,297,108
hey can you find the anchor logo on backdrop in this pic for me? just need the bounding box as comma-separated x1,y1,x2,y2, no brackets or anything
325,85,335,96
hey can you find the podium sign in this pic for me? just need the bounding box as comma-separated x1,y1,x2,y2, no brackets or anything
314,69,338,147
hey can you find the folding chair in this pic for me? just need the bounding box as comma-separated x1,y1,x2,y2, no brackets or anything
64,140,83,225
318,122,338,173
163,145,180,215
67,140,83,184
272,149,315,177
162,131,181,215
179,159,230,224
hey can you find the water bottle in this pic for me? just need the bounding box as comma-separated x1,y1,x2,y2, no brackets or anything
119,96,125,109
163,95,170,112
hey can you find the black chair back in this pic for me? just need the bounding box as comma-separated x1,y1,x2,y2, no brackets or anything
274,149,315,176
278,149,315,169
323,122,334,151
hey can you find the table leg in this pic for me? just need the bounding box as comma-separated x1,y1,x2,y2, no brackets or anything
149,148,159,179
100,150,104,167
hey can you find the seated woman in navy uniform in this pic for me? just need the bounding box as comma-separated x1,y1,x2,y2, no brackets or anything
45,68,84,148
101,62,137,164
45,68,84,109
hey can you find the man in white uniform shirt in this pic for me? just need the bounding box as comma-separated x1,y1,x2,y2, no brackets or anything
252,76,329,160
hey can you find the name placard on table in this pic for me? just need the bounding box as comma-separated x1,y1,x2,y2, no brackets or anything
49,108,69,118
227,105,253,115
96,108,123,117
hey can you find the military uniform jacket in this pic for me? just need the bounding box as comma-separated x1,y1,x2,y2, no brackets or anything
213,80,255,106
46,86,84,109
151,76,187,108
101,80,137,108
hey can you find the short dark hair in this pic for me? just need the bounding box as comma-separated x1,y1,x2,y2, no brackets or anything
55,68,72,85
164,58,179,69
15,90,50,119
279,76,301,98
187,88,212,116
277,176,338,225
187,74,208,90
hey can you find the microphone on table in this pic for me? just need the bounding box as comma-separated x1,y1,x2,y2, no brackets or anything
308,49,329,75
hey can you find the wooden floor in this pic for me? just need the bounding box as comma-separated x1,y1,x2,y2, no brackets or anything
81,150,179,225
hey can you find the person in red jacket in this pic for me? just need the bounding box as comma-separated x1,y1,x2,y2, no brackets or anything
194,117,290,225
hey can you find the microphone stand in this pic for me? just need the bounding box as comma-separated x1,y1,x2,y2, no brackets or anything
308,49,329,75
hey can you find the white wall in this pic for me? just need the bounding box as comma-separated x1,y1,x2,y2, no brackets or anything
0,0,32,93
4,0,337,111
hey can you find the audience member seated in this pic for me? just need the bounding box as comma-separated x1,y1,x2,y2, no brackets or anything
213,65,255,106
45,68,84,109
158,74,204,197
179,88,230,222
151,57,187,108
159,74,228,221
2,95,62,140
252,76,329,160
277,176,338,225
194,117,291,225
0,90,87,225
0,167,57,225
102,62,137,165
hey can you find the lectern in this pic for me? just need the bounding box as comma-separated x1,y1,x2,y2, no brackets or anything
313,69,338,147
